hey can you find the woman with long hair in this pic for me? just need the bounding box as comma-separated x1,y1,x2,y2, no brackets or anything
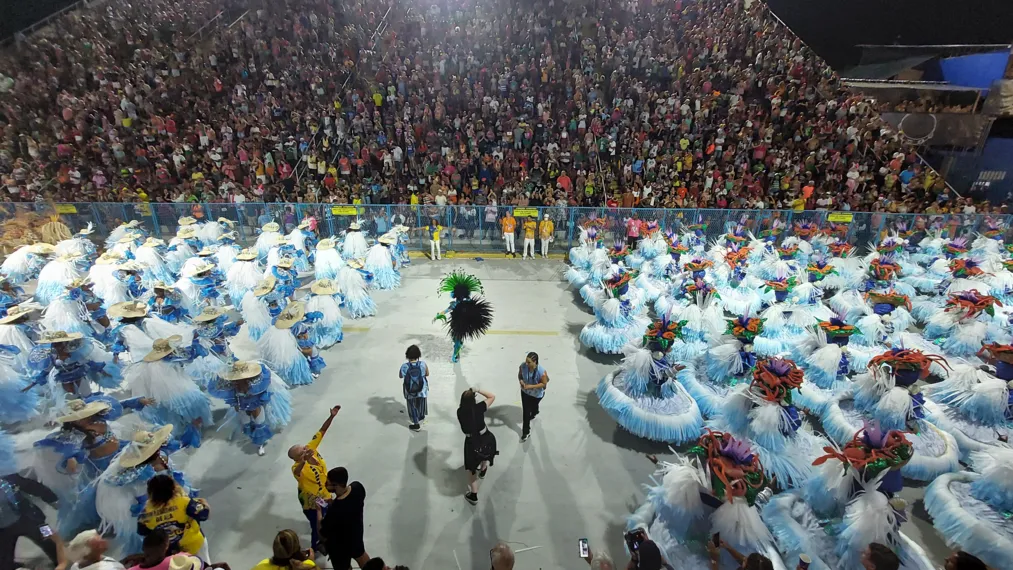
136,474,211,561
456,388,497,505
252,529,316,570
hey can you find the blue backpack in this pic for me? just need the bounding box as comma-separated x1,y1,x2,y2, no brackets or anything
404,361,425,396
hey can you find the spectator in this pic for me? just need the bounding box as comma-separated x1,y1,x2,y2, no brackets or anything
583,549,615,570
0,470,61,569
125,530,172,570
860,543,900,570
136,475,211,562
489,542,514,570
634,539,675,570
706,538,773,570
320,467,370,570
251,530,316,570
288,406,341,552
67,530,124,570
944,551,986,570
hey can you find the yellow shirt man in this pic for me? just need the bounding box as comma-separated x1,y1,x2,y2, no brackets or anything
292,430,329,510
539,218,554,239
501,215,516,234
523,219,536,239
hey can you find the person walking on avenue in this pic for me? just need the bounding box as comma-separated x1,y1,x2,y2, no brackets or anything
398,345,429,432
500,211,516,257
457,388,498,505
521,216,536,259
518,352,550,442
321,467,369,570
288,406,341,552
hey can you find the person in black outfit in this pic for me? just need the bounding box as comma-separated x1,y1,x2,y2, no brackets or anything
0,473,60,570
456,388,498,505
321,467,369,570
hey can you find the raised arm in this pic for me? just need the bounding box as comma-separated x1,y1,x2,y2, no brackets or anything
319,405,341,437
476,388,496,407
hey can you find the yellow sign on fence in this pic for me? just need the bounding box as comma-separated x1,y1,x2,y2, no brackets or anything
55,204,78,214
827,212,853,223
513,208,538,217
331,206,359,216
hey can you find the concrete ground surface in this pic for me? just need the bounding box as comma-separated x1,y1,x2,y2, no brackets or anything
15,258,951,570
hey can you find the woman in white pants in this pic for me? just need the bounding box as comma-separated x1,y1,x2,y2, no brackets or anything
428,218,443,260
539,214,554,258
522,217,536,259
501,212,516,257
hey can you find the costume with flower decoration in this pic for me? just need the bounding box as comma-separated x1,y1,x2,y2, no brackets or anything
681,316,764,418
924,291,1005,357
580,271,650,355
434,271,493,362
596,317,703,443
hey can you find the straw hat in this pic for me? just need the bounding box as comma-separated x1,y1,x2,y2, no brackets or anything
38,330,84,344
143,335,183,362
118,425,174,468
219,360,263,381
196,247,216,257
393,225,410,233
310,279,339,295
220,231,237,242
27,243,56,255
151,281,173,291
217,218,237,227
167,554,203,570
253,276,277,297
348,222,361,231
117,260,144,273
96,251,124,265
183,261,214,277
0,304,37,324
262,222,280,233
118,233,143,244
298,219,313,230
378,233,397,245
108,300,148,319
346,259,364,269
236,248,258,261
276,257,294,269
120,220,141,229
178,216,197,226
57,399,111,423
275,301,305,329
76,225,95,236
67,277,92,289
316,238,336,250
142,237,165,248
272,235,290,246
192,306,225,323
176,226,197,239
57,252,84,262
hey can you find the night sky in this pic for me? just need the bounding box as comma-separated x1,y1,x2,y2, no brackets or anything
765,0,1013,70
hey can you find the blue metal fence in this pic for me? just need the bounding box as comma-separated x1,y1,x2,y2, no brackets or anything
33,203,1013,254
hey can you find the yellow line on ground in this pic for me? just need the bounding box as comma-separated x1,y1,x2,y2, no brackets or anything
343,326,372,332
486,329,559,336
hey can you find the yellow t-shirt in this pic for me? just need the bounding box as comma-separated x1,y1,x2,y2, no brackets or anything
252,559,318,570
137,495,206,555
791,197,805,211
523,220,536,239
539,220,554,238
292,430,328,509
430,225,442,241
501,217,516,234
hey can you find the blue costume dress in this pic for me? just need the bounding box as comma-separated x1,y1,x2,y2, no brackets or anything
148,292,191,324
27,339,123,409
207,363,292,448
305,292,344,348
125,347,212,448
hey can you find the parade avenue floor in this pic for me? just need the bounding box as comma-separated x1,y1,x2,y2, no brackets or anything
16,259,952,570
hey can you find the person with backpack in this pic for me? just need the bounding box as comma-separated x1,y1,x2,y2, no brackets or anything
456,388,497,505
398,345,429,432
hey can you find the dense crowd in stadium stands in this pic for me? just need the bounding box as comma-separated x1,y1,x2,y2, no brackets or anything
0,0,1000,214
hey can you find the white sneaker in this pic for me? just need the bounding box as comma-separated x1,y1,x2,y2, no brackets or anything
257,445,266,456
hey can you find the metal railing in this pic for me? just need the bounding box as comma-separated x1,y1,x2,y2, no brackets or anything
14,203,1010,254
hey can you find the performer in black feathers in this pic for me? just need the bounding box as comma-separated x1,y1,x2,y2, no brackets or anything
433,270,493,362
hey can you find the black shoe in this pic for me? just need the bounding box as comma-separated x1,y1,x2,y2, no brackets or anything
478,466,488,479
465,492,478,505
409,423,421,432
521,432,530,442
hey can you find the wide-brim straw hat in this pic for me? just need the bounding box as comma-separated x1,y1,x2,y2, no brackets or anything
38,330,84,344
167,554,203,570
143,335,183,362
236,248,258,261
0,304,37,324
118,233,143,244
121,220,141,229
192,306,225,323
96,251,124,265
28,243,56,255
272,235,290,246
220,360,263,381
108,300,149,319
217,217,237,227
196,247,216,257
220,231,238,242
311,279,339,295
143,237,165,248
68,277,92,289
57,399,112,423
298,219,312,230
151,281,172,291
316,238,336,250
76,226,95,236
178,216,197,226
262,222,280,233
346,259,364,269
276,257,294,269
274,301,305,329
118,425,174,468
253,276,277,297
348,222,361,231
117,260,144,273
176,226,198,239
183,261,214,277
393,225,410,233
378,233,397,245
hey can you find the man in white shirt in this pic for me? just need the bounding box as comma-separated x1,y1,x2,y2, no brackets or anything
67,530,125,570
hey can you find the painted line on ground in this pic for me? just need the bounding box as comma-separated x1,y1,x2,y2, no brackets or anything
343,326,372,332
486,329,559,336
